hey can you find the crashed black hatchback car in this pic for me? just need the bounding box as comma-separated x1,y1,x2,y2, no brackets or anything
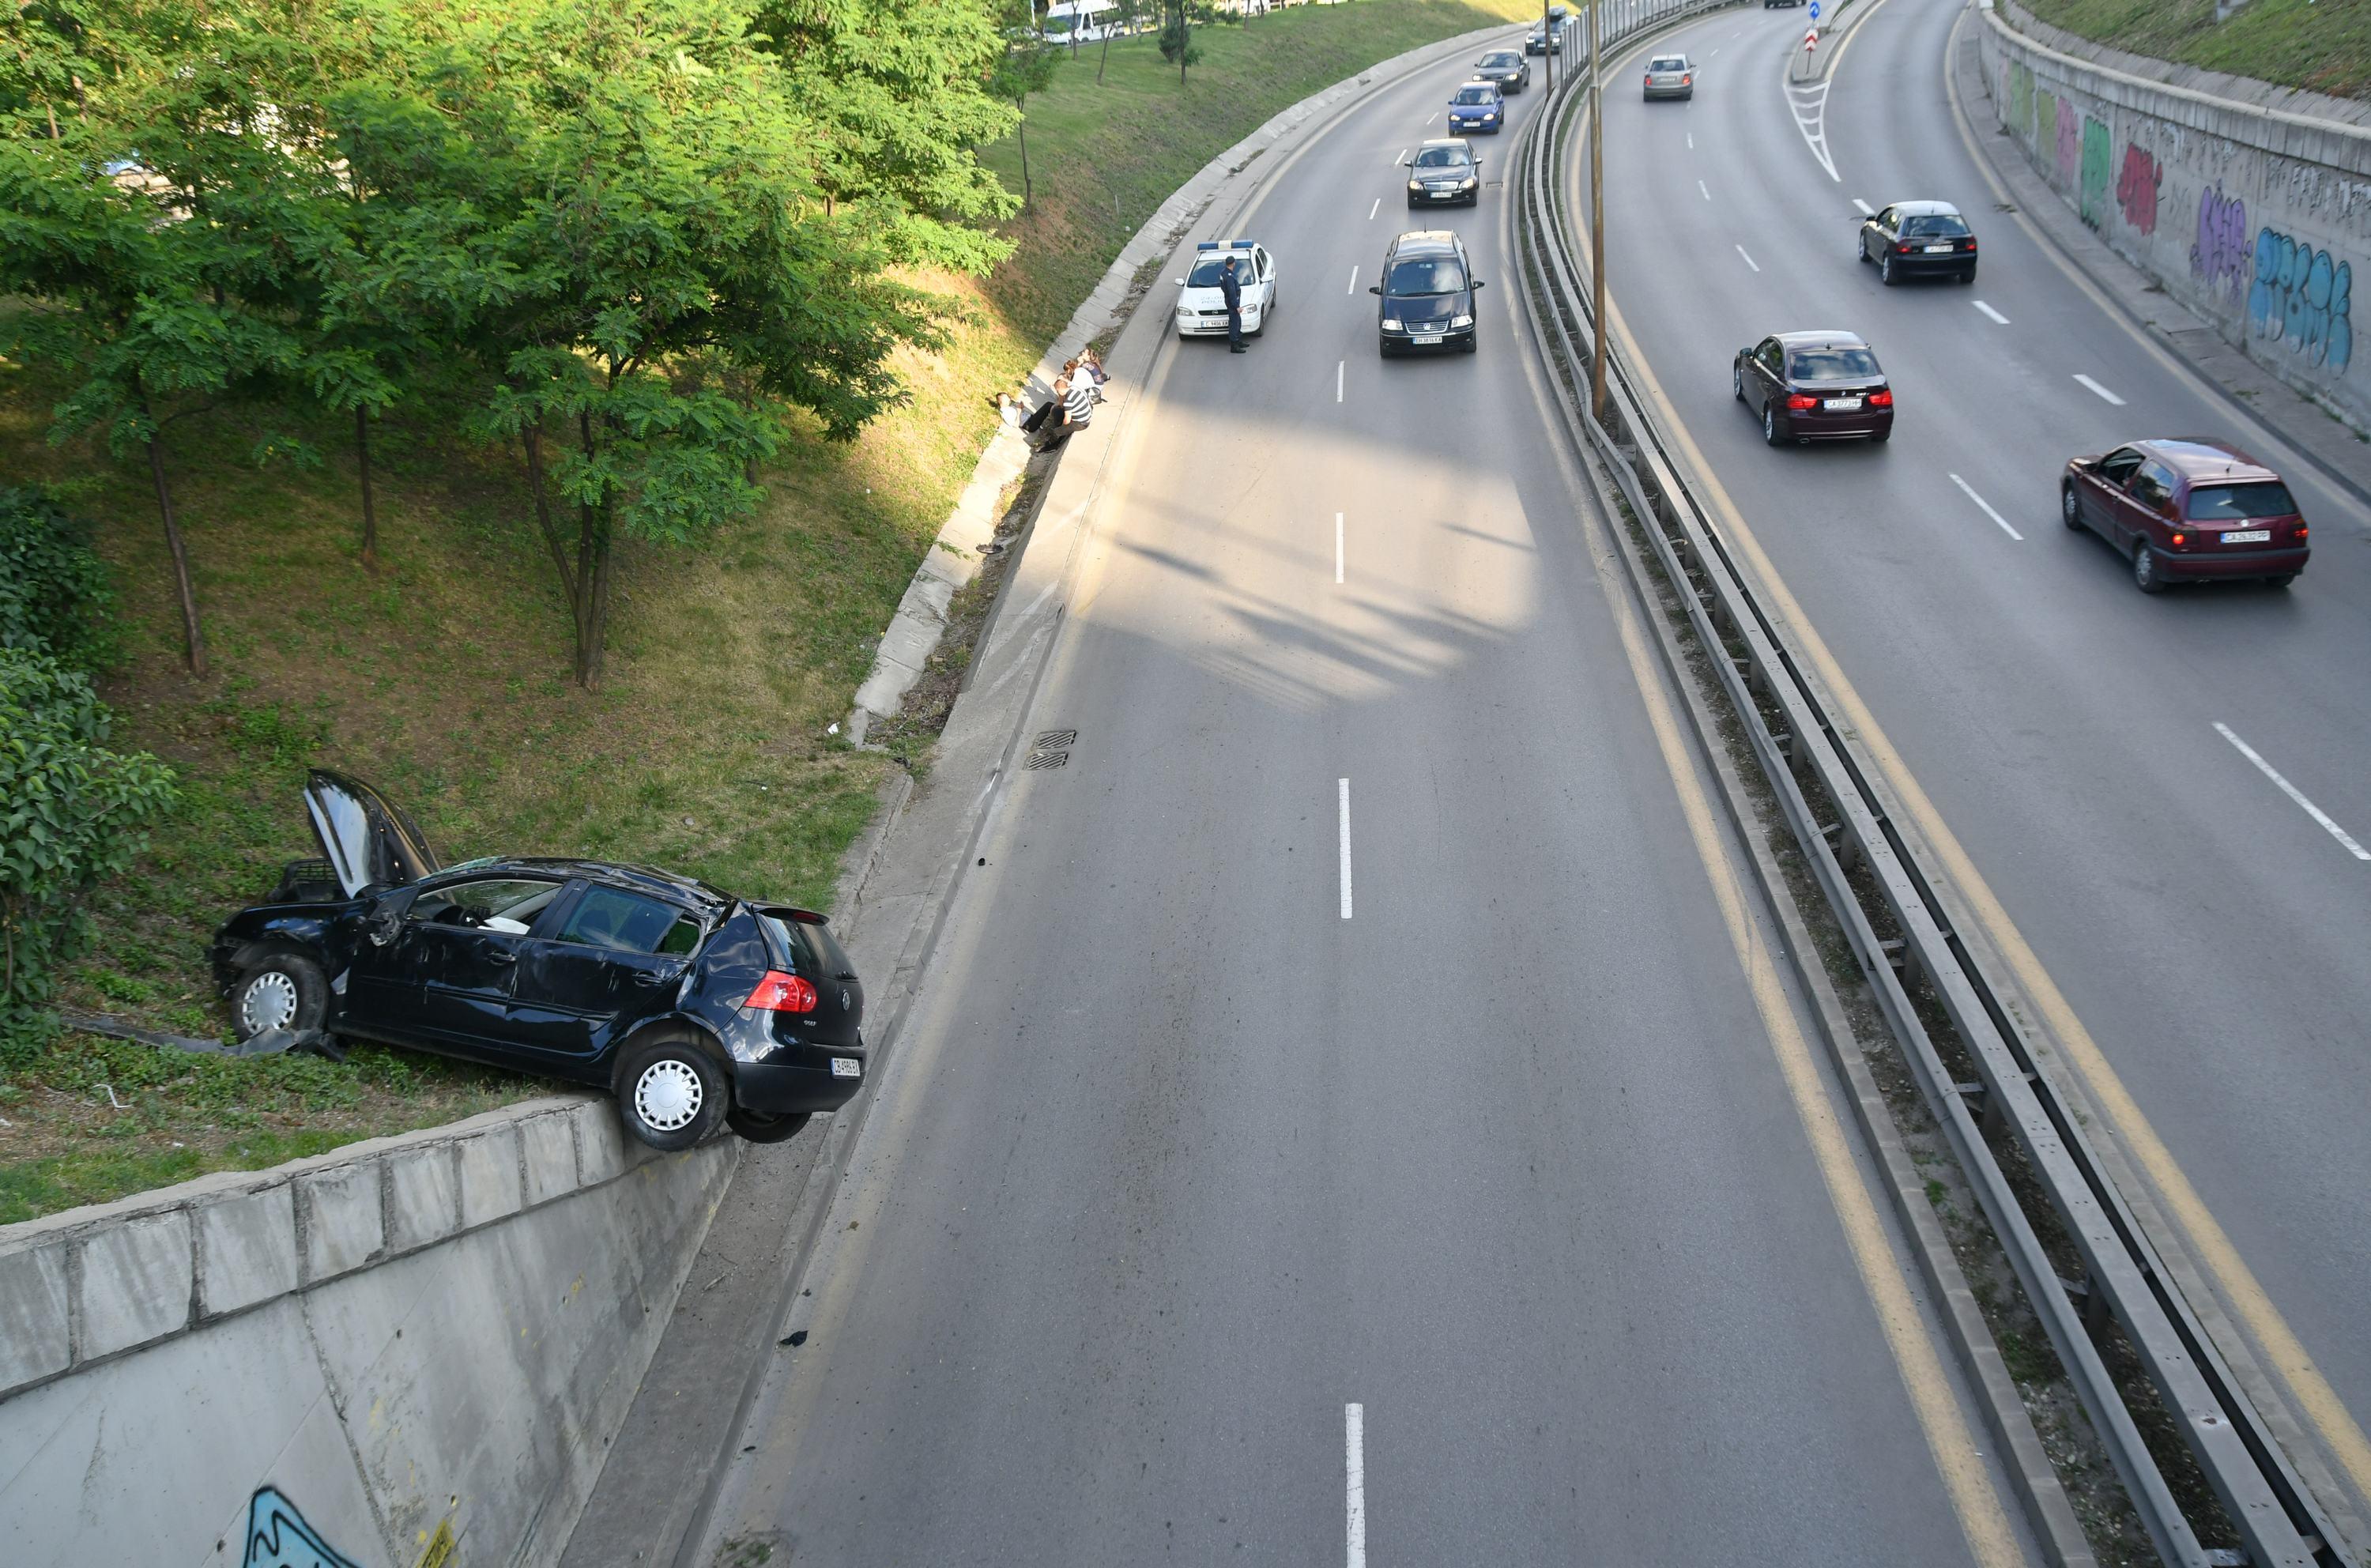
209,771,865,1150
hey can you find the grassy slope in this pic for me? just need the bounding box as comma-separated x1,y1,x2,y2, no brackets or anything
0,0,1532,1224
2018,0,2371,101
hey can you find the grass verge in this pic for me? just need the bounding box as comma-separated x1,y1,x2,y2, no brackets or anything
1,0,1542,1223
2015,0,2371,101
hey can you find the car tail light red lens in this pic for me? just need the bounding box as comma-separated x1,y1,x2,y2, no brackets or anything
744,971,818,1013
1963,239,1977,251
2296,524,2310,540
1898,242,1916,254
1786,394,1818,410
2171,532,2188,548
1869,389,1894,407
1682,74,1692,85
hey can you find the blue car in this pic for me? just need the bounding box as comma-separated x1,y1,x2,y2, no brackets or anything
1446,81,1505,135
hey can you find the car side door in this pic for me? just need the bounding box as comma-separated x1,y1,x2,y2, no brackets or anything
1864,206,1895,262
2082,446,2143,533
501,883,704,1073
375,875,566,1055
1255,244,1275,305
1751,338,1785,413
2123,459,2179,553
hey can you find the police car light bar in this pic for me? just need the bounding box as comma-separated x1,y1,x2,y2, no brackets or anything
1194,239,1257,251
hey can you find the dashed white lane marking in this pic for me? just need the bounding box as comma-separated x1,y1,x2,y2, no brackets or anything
1335,512,1345,584
1424,111,1438,126
1709,47,1719,56
1853,197,1875,216
1393,147,1408,166
1338,781,1355,918
2073,373,2125,405
1949,473,2023,541
1698,179,1711,201
1368,197,1380,220
1336,360,1345,403
1347,266,1359,295
1736,244,1761,273
1687,131,1695,149
1973,300,2010,325
2215,723,2371,860
1345,1403,1366,1566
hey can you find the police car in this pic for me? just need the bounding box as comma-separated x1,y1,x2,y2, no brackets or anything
1172,239,1277,339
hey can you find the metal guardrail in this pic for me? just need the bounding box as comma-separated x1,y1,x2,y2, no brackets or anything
1510,9,2349,1566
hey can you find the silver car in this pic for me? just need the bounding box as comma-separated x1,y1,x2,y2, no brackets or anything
1643,54,1694,101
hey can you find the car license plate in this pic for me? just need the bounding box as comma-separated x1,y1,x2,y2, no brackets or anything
1412,333,1443,345
1924,243,1954,252
831,1057,861,1078
1823,397,1863,411
2222,529,2271,544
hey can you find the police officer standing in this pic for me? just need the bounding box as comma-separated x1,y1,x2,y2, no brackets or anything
1220,255,1248,354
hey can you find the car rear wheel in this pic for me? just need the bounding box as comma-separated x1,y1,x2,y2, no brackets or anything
2265,574,2297,590
2061,485,2084,531
1763,405,1786,447
616,1035,726,1151
1871,424,1892,443
232,952,328,1040
1960,267,1977,285
2132,542,2166,594
1880,252,1898,286
726,1106,812,1144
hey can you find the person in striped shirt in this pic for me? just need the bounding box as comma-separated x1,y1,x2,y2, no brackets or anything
1035,374,1095,453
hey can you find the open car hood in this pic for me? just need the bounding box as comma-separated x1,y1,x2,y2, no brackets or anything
303,768,440,898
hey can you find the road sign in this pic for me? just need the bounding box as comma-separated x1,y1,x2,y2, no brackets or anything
1804,30,1817,51
1809,1,1819,17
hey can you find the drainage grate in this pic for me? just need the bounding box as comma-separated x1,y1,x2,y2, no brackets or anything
1033,730,1077,749
1023,750,1069,770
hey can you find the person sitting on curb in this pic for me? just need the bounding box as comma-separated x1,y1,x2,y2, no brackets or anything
1035,373,1096,454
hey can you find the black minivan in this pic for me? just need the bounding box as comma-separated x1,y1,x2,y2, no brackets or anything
1370,230,1484,356
210,770,866,1149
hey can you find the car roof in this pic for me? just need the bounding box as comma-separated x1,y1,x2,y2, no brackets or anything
1416,137,1474,153
1774,330,1871,350
432,856,733,912
1649,52,1689,62
1455,78,1500,90
1388,230,1464,257
1886,199,1963,217
2134,438,2280,482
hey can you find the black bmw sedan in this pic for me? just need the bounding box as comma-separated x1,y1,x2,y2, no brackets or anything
210,771,865,1149
1733,330,1895,445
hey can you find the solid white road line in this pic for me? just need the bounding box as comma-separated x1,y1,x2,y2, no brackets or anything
1336,360,1345,403
1853,197,1875,216
1344,1403,1366,1567
1736,244,1760,273
1338,780,1355,918
1335,511,1345,584
2073,373,2126,405
1368,197,1380,220
1973,300,2010,325
2214,723,2371,860
1949,473,2023,541
1698,179,1711,201
1347,266,1359,295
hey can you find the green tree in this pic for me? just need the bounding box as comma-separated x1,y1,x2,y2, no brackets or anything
0,484,118,668
757,0,1019,273
989,0,1058,209
328,0,944,688
1097,0,1145,83
1159,1,1201,82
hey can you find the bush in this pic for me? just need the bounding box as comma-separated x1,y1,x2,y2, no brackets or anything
1159,8,1204,66
0,485,118,670
0,650,177,1070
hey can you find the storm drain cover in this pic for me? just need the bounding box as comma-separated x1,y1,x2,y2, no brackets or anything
1024,750,1069,770
1034,730,1077,749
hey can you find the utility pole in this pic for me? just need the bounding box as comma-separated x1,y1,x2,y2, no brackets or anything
1542,0,1554,94
1588,0,1607,420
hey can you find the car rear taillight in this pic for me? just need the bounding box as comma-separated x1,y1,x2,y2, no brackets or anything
2170,533,2188,548
1786,394,1818,410
744,971,818,1013
1868,389,1894,407
2295,524,2310,540
1897,241,1916,254
1682,74,1692,85
1962,239,1977,251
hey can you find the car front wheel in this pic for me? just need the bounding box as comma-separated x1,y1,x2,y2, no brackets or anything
616,1036,726,1151
1733,364,1746,401
232,952,328,1041
2061,485,2084,532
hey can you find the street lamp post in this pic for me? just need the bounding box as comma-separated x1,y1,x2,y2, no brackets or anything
1543,0,1553,94
1588,0,1606,420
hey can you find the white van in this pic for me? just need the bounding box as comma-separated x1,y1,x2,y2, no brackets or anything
1042,0,1122,43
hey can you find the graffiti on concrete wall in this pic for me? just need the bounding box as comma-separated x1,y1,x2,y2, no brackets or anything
2056,99,2080,187
2117,143,2161,236
2250,228,2353,375
243,1487,360,1568
2079,117,2113,228
2007,60,2034,149
2192,186,2250,300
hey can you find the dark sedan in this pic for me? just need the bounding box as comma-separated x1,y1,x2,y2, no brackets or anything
2061,438,2309,591
1474,48,1531,92
1372,230,1483,355
1858,199,1978,285
1734,331,1894,445
210,771,865,1149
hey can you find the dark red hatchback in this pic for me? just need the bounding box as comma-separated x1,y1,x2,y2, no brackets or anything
2061,438,2309,592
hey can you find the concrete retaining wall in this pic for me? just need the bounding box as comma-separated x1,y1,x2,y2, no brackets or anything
0,1096,736,1567
1977,2,2371,431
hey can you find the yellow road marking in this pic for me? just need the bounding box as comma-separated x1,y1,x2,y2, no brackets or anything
1588,503,2026,1568
1603,290,2371,1509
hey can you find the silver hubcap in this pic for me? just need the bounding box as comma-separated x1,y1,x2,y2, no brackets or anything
2064,492,2077,523
635,1060,704,1133
2136,549,2154,585
239,971,300,1035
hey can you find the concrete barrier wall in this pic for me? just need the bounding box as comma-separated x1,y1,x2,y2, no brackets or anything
1977,2,2371,432
0,1096,736,1567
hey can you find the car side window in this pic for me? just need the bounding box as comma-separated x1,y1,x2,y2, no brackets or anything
2130,461,2178,511
1874,207,1896,233
408,877,562,933
555,885,697,956
1757,340,1783,375
2098,447,2143,486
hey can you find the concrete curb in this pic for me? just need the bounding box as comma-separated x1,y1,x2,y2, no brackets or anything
842,17,1531,745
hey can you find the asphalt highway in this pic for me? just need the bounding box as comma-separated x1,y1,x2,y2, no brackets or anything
707,23,2025,1566
1587,0,2371,1514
